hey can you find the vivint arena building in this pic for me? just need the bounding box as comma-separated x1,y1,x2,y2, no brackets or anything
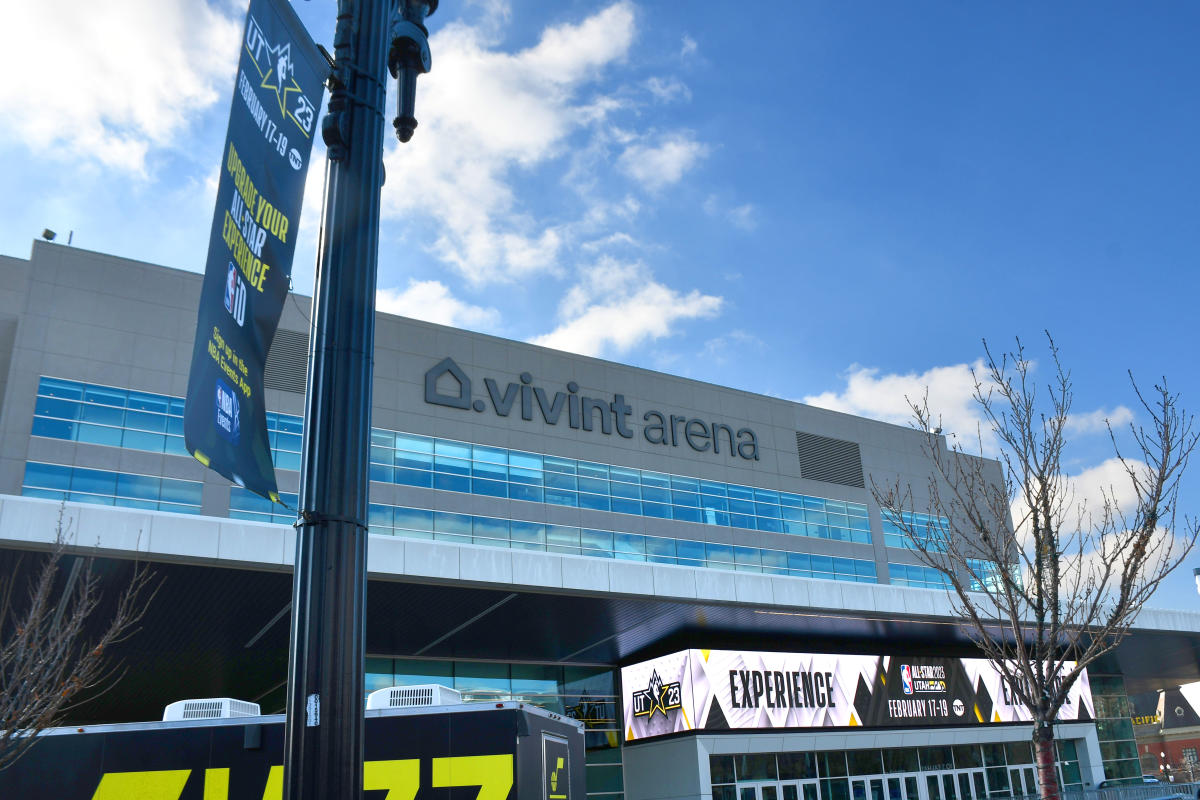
2,241,1199,800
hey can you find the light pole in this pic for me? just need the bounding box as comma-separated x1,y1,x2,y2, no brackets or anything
282,1,434,798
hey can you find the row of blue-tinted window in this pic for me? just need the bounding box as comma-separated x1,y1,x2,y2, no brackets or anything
22,461,203,513
370,430,872,544
881,509,948,551
32,377,304,470
33,377,875,548
888,562,952,590
369,504,877,581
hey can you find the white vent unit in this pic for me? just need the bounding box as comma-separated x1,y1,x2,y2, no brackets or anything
162,698,261,722
366,684,462,710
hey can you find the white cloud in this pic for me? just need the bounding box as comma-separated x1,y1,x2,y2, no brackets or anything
381,2,637,285
1066,406,1135,436
645,76,691,103
530,257,722,357
680,35,698,57
702,330,764,364
0,0,241,173
376,280,501,330
704,195,758,231
804,361,991,446
617,132,709,191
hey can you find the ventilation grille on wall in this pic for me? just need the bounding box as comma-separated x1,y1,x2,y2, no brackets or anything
795,431,865,488
264,328,309,393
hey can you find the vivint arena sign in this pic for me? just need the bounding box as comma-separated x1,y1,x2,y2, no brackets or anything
621,649,1094,741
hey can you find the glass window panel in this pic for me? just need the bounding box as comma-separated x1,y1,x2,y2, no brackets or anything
453,661,510,696
394,468,433,488
370,429,394,447
70,492,114,506
433,511,473,541
709,755,736,785
369,463,394,483
76,423,123,447
810,555,834,575
953,746,983,769
508,451,542,469
671,490,699,507
609,479,640,499
471,478,508,498
580,528,614,555
705,542,734,568
547,525,581,554
642,501,671,519
368,504,393,531
433,439,471,458
508,484,543,503
471,444,508,464
1004,742,1033,766
117,473,160,500
676,539,706,567
79,401,124,427
610,497,641,515
35,395,82,421
641,485,670,504
395,449,433,470
645,536,676,564
883,748,919,774
981,744,1006,767
726,484,753,501
820,752,848,777
577,476,608,495
919,747,954,772
787,552,811,573
507,466,543,486
394,506,434,533
640,470,669,489
756,516,784,533
432,472,470,493
434,455,471,476
70,467,117,496
160,478,202,506
613,533,645,557
737,754,777,781
714,787,736,800
543,456,576,475
673,505,702,523
83,385,126,407
24,462,73,489
509,520,546,550
779,753,817,780
577,492,610,512
577,461,609,479
848,750,883,776
666,474,697,492
733,546,761,571
609,465,639,483
31,417,76,440
472,516,509,545
125,409,167,432
728,498,755,515
40,377,85,400
761,549,789,574
544,472,577,491
544,488,578,507
275,450,301,471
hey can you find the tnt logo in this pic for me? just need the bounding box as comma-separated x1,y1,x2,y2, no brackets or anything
224,262,246,327
900,664,913,696
215,379,240,444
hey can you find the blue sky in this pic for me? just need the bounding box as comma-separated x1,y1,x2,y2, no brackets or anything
1,0,1198,608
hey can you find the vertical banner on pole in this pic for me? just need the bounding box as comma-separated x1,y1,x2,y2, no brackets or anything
184,0,325,501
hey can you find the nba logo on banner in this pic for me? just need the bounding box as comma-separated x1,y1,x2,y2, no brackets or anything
900,664,913,695
224,262,246,327
215,379,241,444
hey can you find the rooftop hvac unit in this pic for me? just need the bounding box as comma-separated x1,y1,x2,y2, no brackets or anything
162,698,261,722
366,684,462,711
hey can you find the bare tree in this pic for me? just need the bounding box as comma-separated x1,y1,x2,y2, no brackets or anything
0,507,157,770
873,335,1198,800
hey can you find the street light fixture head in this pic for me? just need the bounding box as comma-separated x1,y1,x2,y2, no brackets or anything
389,0,436,143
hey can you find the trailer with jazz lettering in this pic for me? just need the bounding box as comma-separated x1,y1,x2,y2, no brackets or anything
0,701,584,799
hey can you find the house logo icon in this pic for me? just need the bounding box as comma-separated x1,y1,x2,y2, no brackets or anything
424,357,477,410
